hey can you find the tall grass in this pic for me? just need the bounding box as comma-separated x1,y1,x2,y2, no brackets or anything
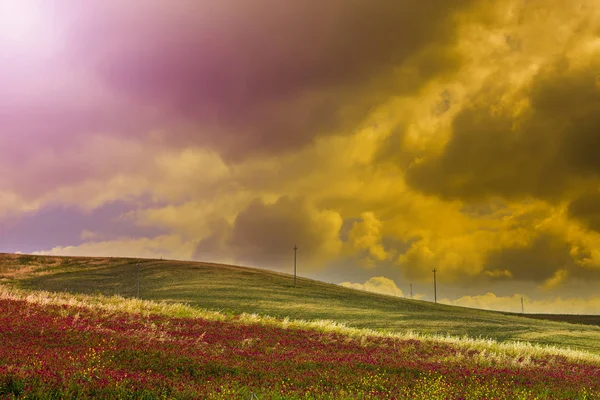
4,253,600,355
2,284,599,367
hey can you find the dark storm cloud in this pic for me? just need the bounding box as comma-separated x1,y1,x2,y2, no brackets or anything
483,230,600,284
568,191,600,233
483,234,574,282
58,0,475,160
193,196,341,269
192,218,232,262
404,57,600,202
0,0,478,203
372,126,413,170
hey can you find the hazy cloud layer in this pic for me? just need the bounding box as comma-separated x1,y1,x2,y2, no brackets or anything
35,234,196,261
441,292,600,315
0,202,166,253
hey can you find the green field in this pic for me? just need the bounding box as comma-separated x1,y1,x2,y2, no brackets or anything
2,252,600,355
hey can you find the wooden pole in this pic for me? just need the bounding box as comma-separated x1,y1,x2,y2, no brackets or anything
521,297,524,314
293,245,298,287
432,268,437,303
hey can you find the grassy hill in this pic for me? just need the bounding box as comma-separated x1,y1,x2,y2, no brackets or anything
3,287,599,399
506,313,600,327
2,253,600,355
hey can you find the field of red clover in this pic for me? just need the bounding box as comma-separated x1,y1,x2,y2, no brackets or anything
1,294,599,399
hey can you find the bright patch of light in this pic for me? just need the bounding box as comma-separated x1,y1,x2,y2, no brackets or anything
0,0,57,53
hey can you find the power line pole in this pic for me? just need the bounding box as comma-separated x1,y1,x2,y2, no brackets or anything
432,268,437,303
521,297,524,314
293,245,298,287
410,284,413,299
137,262,140,299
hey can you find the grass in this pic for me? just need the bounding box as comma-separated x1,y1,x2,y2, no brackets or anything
2,253,600,398
510,313,600,327
2,253,600,355
1,285,600,399
1,284,598,364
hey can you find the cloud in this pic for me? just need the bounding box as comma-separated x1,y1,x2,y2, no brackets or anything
542,268,569,291
35,0,475,160
0,133,166,225
441,292,600,315
483,234,574,282
371,0,600,291
34,234,195,261
193,196,343,270
404,6,600,202
80,230,101,241
340,276,404,297
346,212,393,268
0,202,166,254
441,293,524,313
567,191,600,233
392,198,600,286
0,0,479,219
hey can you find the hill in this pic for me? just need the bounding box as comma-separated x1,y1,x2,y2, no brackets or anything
511,313,600,327
2,287,599,399
2,253,600,355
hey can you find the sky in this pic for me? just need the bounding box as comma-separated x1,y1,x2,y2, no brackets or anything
1,0,600,314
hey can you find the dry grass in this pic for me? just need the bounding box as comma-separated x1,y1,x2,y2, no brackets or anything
2,284,599,368
4,253,600,356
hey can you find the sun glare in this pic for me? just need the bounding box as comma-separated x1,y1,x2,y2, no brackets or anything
0,0,54,52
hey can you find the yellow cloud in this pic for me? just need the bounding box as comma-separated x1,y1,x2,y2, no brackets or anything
153,147,231,202
0,191,40,218
441,293,525,313
340,276,404,298
80,230,102,241
348,212,392,264
542,268,569,291
133,193,253,240
442,292,600,314
34,235,196,261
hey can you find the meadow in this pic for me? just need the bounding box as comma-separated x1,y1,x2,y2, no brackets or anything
2,253,600,398
1,286,600,399
3,253,600,354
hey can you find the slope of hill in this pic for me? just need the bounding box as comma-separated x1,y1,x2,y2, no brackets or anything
1,286,599,399
0,286,600,400
2,253,600,355
511,313,600,327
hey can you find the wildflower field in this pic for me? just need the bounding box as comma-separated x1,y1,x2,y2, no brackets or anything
1,288,600,399
4,253,600,356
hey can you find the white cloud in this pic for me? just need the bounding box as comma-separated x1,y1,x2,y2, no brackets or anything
34,234,195,261
340,276,404,297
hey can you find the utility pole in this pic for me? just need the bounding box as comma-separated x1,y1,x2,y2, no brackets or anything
410,284,413,299
521,297,524,314
432,268,437,303
293,245,298,287
137,262,140,299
